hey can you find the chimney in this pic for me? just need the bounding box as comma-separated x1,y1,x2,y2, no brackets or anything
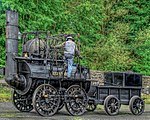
5,10,26,90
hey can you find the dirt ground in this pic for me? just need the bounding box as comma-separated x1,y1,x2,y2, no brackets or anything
0,102,150,120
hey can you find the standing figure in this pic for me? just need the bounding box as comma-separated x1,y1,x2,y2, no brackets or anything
53,36,80,78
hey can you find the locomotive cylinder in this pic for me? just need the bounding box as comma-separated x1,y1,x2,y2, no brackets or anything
5,10,26,90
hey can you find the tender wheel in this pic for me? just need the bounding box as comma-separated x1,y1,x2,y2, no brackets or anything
129,96,145,115
86,102,96,111
12,90,33,112
65,85,88,116
104,95,120,116
32,84,60,117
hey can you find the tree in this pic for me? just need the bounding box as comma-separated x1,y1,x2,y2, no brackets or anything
133,28,150,75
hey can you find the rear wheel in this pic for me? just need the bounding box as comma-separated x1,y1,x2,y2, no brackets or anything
32,84,60,117
65,85,88,116
129,96,145,115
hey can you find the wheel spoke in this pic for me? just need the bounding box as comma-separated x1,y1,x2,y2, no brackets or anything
133,108,138,114
137,108,142,113
112,99,116,103
114,102,118,105
108,106,112,111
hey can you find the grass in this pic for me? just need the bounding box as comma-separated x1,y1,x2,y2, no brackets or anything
142,94,150,104
0,84,12,102
0,113,17,117
0,75,4,80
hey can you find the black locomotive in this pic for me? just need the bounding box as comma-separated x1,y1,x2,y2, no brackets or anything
5,10,144,117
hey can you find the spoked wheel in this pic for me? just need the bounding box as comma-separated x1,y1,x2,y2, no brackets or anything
12,90,33,112
104,95,120,116
86,102,97,112
32,84,60,117
65,85,88,116
129,96,145,115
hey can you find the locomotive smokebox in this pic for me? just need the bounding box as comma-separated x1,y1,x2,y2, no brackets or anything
5,10,26,90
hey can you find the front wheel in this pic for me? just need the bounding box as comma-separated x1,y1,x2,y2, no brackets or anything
104,95,120,116
32,84,60,117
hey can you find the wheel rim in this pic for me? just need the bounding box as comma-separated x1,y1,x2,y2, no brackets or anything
33,84,60,116
65,85,88,116
12,90,33,112
86,103,96,111
130,96,144,115
104,95,120,116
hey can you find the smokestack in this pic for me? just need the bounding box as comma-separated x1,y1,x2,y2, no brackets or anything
5,10,26,90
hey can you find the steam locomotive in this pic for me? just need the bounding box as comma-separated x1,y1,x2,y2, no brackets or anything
5,10,144,117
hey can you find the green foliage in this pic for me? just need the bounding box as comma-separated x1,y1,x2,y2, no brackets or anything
0,0,150,75
0,37,5,68
133,28,150,75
